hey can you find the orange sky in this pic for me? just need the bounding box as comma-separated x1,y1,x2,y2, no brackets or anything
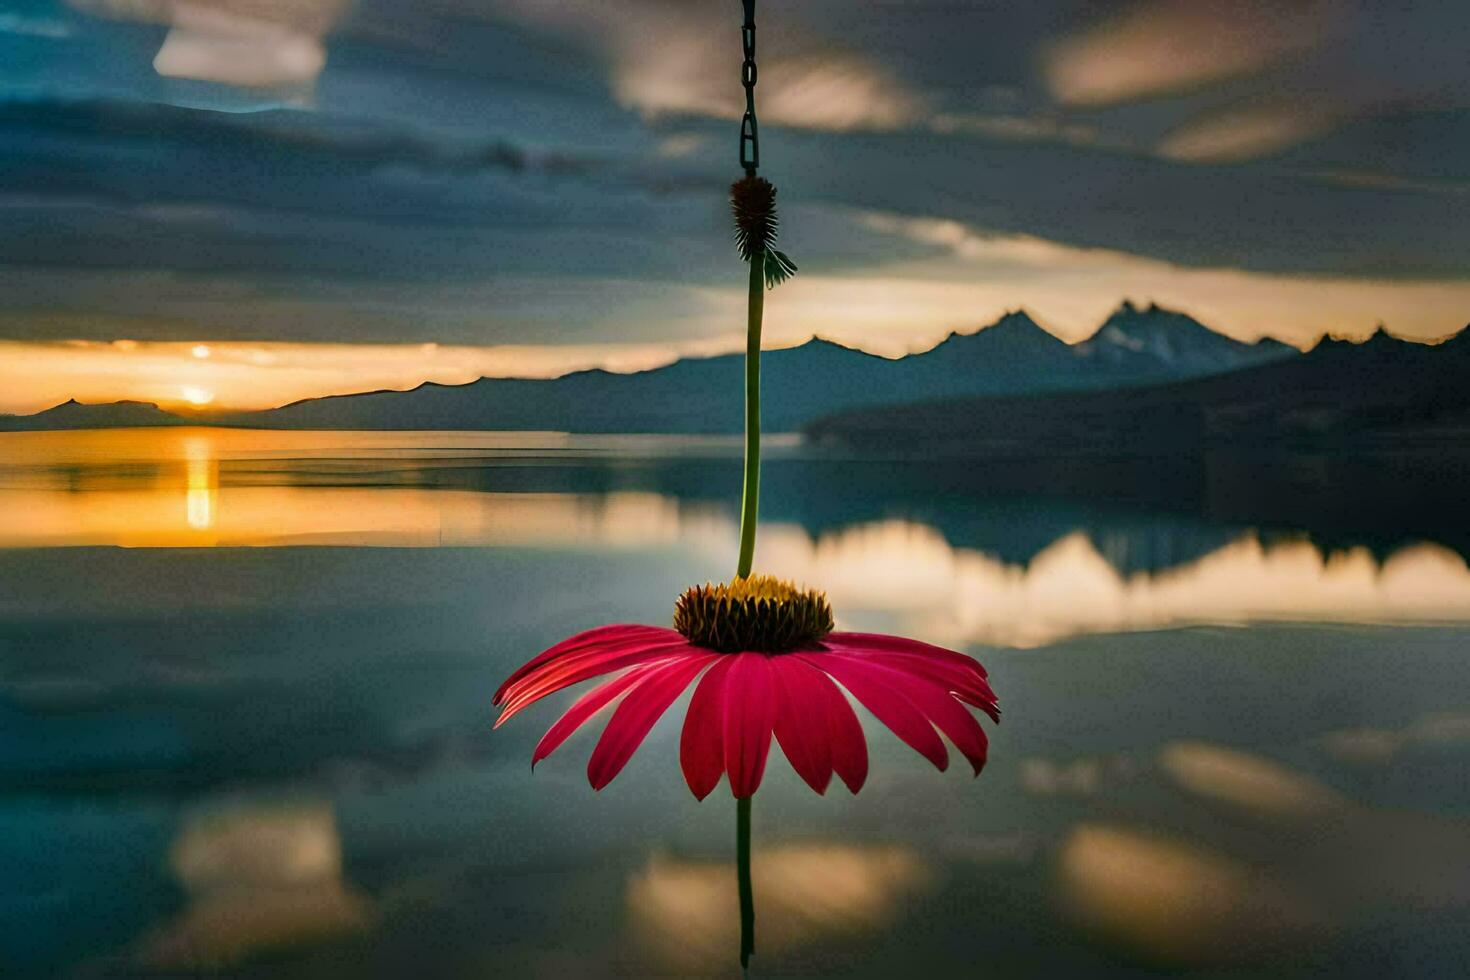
5,233,1469,416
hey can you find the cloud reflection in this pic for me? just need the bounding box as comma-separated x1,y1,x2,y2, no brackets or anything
1318,711,1470,766
1056,824,1326,965
626,844,932,970
136,799,371,968
6,429,1470,645
766,524,1470,648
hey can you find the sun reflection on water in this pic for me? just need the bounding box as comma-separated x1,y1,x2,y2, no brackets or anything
184,437,217,531
3,428,1470,644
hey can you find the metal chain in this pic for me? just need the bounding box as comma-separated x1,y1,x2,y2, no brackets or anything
740,0,759,175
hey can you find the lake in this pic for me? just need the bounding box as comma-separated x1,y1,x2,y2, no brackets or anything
3,428,1470,977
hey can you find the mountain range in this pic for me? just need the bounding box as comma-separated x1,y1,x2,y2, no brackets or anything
0,303,1298,433
806,327,1470,453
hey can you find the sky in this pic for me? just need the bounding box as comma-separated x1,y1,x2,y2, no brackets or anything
1,0,1468,412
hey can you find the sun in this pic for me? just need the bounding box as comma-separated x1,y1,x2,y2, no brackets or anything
180,386,215,406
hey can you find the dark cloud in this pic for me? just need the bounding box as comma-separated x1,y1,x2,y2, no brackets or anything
0,0,1466,349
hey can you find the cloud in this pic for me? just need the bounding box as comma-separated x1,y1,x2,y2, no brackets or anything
490,0,923,131
1157,102,1338,163
929,111,1122,150
1,204,1466,413
2,0,1467,388
1042,0,1470,164
152,5,327,88
68,0,350,88
1043,0,1338,108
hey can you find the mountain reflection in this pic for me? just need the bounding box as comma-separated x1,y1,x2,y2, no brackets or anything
4,428,1470,644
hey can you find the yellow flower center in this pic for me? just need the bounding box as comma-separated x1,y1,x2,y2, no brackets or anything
674,575,834,653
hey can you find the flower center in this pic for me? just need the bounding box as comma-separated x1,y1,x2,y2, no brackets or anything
674,575,834,653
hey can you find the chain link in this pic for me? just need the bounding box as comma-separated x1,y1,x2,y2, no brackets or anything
740,0,759,174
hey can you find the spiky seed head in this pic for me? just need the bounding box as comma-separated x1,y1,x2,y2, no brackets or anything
731,175,779,261
674,575,834,653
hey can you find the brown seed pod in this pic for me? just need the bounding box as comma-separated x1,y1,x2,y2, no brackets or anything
674,575,834,653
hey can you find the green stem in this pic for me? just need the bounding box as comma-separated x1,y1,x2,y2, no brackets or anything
736,249,764,579
735,251,763,973
737,794,755,971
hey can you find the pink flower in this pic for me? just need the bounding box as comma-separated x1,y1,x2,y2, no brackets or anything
494,582,999,798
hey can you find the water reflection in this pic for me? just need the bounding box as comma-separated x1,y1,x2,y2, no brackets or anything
1159,741,1345,819
1056,824,1326,966
184,436,217,532
4,427,1469,643
627,844,933,971
5,427,1470,975
136,800,371,969
1318,711,1470,766
1052,738,1470,970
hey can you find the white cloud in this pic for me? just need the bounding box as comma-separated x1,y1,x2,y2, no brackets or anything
68,0,350,87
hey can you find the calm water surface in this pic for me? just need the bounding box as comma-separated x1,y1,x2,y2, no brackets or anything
3,428,1470,977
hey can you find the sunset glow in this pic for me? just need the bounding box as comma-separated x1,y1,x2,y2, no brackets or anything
180,386,215,407
3,232,1467,416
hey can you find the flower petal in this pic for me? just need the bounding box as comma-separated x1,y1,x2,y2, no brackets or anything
680,655,736,800
861,662,990,775
531,662,661,769
860,653,1000,723
823,682,870,795
770,655,836,794
825,632,990,678
722,653,776,799
495,624,674,703
801,652,949,772
823,633,999,722
587,653,716,791
495,635,693,727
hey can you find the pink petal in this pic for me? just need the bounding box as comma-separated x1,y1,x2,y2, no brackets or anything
859,661,990,775
495,624,674,703
497,629,682,709
823,680,870,794
722,653,776,799
801,653,950,772
825,631,990,678
495,636,694,727
531,663,661,768
680,656,736,800
587,653,716,790
861,652,1000,723
770,656,836,794
823,633,999,722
